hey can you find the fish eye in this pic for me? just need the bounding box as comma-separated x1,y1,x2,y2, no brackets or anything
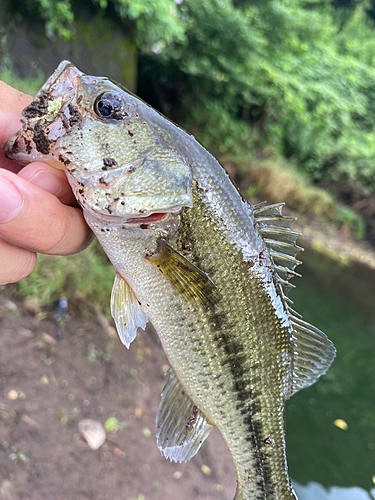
94,92,125,119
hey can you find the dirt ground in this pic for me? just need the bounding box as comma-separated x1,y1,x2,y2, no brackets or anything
0,293,236,500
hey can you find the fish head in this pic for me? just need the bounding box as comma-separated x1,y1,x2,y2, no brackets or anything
5,61,193,227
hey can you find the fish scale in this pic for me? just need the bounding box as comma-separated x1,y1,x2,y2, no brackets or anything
156,188,295,499
89,190,292,499
4,61,336,500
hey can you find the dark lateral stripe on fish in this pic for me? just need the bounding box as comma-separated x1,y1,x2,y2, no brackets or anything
213,318,275,498
173,196,280,498
212,321,275,499
177,229,275,498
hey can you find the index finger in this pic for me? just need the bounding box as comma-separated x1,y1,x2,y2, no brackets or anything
0,80,33,172
0,169,93,255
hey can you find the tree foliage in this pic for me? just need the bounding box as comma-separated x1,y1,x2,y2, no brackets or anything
154,0,375,192
3,0,375,192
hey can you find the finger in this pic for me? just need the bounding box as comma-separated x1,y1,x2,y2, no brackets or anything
0,81,32,172
0,238,37,285
0,170,94,255
18,162,78,206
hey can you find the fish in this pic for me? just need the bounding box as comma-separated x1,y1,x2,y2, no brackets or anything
5,61,336,500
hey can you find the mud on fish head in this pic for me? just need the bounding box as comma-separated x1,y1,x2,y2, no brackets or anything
5,61,193,229
5,61,83,168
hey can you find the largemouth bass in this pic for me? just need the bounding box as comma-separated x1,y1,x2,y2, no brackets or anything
5,61,336,500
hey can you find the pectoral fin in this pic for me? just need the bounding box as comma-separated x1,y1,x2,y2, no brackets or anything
156,369,214,463
110,273,148,348
146,238,217,305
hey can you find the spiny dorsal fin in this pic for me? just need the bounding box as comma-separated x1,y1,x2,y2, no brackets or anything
254,201,303,298
156,369,214,463
253,202,336,395
110,273,148,348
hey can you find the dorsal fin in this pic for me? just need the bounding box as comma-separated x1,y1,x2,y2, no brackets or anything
253,202,336,395
288,310,336,397
254,201,303,299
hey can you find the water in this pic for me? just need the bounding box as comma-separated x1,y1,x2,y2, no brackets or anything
286,246,375,498
294,481,375,500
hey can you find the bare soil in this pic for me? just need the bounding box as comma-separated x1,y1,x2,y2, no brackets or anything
0,294,236,500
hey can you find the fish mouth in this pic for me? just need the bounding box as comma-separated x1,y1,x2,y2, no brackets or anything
4,61,83,168
83,204,181,229
123,212,169,225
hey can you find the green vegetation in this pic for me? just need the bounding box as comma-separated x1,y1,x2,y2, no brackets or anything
3,1,375,193
104,416,127,431
15,241,115,314
0,26,45,94
154,0,375,195
0,66,45,95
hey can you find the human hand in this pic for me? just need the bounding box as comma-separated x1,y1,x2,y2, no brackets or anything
0,80,93,285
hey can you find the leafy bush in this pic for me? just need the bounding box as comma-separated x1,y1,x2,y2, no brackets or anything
164,1,375,191
3,0,375,192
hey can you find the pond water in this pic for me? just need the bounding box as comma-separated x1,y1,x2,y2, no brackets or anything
286,245,375,499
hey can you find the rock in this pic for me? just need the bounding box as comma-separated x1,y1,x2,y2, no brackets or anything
78,419,106,450
23,300,42,315
40,332,57,346
113,447,126,458
0,479,15,499
21,414,41,428
201,465,212,475
18,327,33,337
7,390,18,401
4,300,17,312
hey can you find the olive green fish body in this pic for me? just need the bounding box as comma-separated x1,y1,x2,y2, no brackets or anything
88,183,296,499
172,192,294,499
5,61,336,500
167,192,296,500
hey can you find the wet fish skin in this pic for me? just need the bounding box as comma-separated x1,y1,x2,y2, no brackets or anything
4,61,336,500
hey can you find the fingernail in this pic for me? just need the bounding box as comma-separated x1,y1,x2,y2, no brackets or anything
0,177,24,223
28,170,62,196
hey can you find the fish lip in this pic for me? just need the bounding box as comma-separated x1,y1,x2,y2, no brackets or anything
3,131,23,161
32,60,82,106
83,205,181,227
121,212,169,225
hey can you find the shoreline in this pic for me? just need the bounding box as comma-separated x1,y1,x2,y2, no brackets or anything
295,217,375,271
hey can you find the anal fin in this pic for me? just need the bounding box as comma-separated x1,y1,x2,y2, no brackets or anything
110,273,148,348
156,369,214,463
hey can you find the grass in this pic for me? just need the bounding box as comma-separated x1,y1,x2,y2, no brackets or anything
221,155,366,238
0,29,46,96
11,240,115,315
